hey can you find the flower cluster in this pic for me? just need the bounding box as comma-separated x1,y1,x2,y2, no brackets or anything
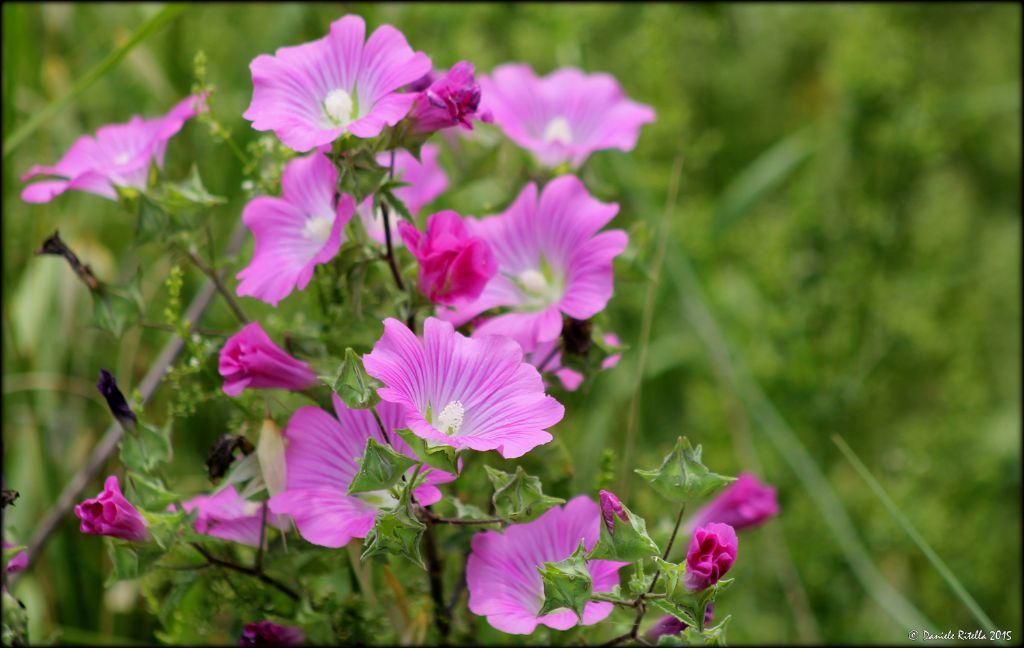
24,10,781,646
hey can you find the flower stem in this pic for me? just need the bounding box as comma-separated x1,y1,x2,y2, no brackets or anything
183,247,249,324
190,542,299,601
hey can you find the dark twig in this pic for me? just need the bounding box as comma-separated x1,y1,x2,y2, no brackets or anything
10,221,250,587
256,501,268,573
380,201,406,293
370,406,393,447
190,543,299,601
419,508,505,526
35,230,100,292
184,247,249,324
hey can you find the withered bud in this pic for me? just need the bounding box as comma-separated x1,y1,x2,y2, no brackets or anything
562,317,594,357
1,489,19,509
97,369,137,432
35,230,100,292
205,434,255,482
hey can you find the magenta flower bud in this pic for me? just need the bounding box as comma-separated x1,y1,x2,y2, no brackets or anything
399,210,498,306
3,541,28,574
645,604,714,640
684,523,737,592
97,369,137,431
409,61,492,133
218,322,318,397
239,621,305,646
73,476,149,542
408,70,438,93
686,473,779,533
598,489,627,534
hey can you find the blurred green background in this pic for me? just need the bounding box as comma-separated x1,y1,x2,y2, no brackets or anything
2,2,1020,645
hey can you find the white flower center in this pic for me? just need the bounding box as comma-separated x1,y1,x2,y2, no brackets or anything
303,215,334,247
515,265,564,307
323,88,355,127
543,116,573,145
436,400,465,436
113,152,132,165
518,269,549,295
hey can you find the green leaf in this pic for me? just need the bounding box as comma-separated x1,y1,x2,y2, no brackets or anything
380,188,413,224
119,420,173,473
536,539,592,621
2,589,29,646
90,272,144,337
485,465,565,522
347,437,418,495
394,428,460,476
652,598,699,628
134,193,173,246
124,472,179,510
451,499,491,521
323,348,382,409
151,165,227,213
635,437,735,503
360,496,426,568
587,500,660,562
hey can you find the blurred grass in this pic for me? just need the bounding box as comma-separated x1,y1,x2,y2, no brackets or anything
2,3,1021,645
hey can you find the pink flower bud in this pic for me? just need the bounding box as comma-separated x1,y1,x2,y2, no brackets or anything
409,61,492,134
239,621,305,646
686,473,779,533
646,604,714,640
73,476,149,542
683,523,737,592
598,489,627,534
2,541,28,573
399,210,497,306
218,322,318,397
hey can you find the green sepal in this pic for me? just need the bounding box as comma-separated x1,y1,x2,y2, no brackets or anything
124,472,179,510
119,420,173,473
104,537,167,585
90,271,144,337
395,428,460,476
347,437,418,495
323,348,382,409
451,499,492,522
360,492,426,569
587,501,660,562
634,437,735,503
536,539,593,621
484,465,565,522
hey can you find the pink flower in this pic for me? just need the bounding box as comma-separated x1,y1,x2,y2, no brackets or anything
239,621,305,646
685,473,779,534
244,14,431,152
21,95,205,203
399,210,497,306
73,475,149,542
440,176,627,354
532,332,623,391
480,64,654,168
218,322,318,397
2,541,27,574
408,61,492,133
355,144,448,245
684,523,738,592
268,396,455,548
363,317,565,459
598,489,627,535
467,496,627,635
236,149,354,306
174,486,289,547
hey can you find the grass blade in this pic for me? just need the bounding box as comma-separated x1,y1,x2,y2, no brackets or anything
832,433,1002,639
666,246,936,637
3,3,187,158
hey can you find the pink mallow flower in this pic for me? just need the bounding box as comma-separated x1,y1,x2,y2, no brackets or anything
73,475,149,542
236,149,354,306
219,322,318,397
244,14,431,152
408,61,492,133
2,541,27,574
532,332,623,391
399,210,497,306
21,94,205,203
363,317,565,459
467,496,628,635
239,621,305,646
440,175,627,354
685,473,779,534
174,486,289,547
479,64,654,168
684,523,738,592
268,396,455,548
355,144,448,245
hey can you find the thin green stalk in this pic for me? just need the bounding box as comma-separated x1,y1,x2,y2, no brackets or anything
832,434,1002,639
3,4,188,157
